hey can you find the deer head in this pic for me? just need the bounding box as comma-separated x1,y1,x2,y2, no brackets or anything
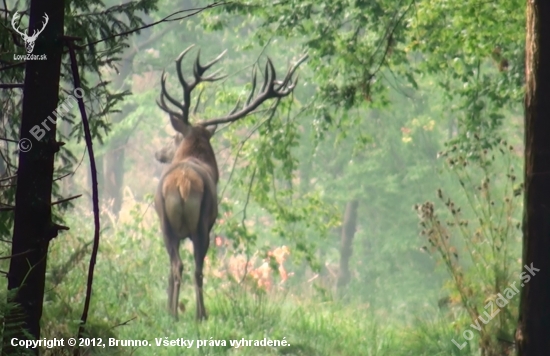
154,45,307,321
11,12,49,54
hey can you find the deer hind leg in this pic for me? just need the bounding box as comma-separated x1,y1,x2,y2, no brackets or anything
192,224,210,321
166,238,183,320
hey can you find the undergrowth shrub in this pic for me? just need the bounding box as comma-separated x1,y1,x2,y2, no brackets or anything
415,138,522,356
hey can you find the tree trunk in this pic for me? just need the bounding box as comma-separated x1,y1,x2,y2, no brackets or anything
2,0,65,353
102,50,136,217
100,23,177,218
101,21,174,217
337,200,359,289
87,155,104,207
103,138,125,215
516,1,550,355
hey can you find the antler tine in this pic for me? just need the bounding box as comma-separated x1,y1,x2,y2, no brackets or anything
192,52,227,85
199,68,227,82
229,99,241,115
223,67,257,118
277,75,300,96
171,46,228,123
156,91,184,119
260,58,290,99
175,45,195,90
197,55,308,127
196,49,228,77
193,87,205,115
24,12,49,40
245,68,258,106
259,59,271,94
275,54,309,91
11,12,24,36
160,71,185,112
173,45,197,122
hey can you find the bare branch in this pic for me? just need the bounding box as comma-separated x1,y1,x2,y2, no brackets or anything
51,194,82,206
75,2,229,50
0,83,24,89
65,38,101,349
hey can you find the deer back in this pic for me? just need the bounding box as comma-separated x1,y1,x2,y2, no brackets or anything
155,125,219,239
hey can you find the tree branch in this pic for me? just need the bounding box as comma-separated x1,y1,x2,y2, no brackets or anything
65,38,101,353
74,2,229,50
0,83,24,89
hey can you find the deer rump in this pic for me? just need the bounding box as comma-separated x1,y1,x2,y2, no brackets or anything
155,158,217,242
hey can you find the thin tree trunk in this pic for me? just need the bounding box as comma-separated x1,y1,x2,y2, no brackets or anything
337,200,359,289
2,0,65,353
104,138,125,215
516,1,550,354
102,23,172,217
88,155,104,207
102,50,135,217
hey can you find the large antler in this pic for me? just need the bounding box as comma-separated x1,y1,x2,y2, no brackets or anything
11,12,48,40
11,12,25,38
157,45,227,124
198,53,309,127
29,13,48,40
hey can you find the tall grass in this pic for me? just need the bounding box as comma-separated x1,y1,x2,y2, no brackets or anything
1,192,484,355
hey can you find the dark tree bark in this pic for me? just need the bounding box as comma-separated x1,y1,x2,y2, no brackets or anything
59,119,73,196
2,0,65,353
516,1,550,355
337,200,359,289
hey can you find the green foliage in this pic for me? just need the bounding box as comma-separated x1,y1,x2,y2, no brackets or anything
0,0,529,354
406,0,524,151
34,205,438,356
221,0,413,109
114,0,526,318
0,0,158,237
0,289,35,356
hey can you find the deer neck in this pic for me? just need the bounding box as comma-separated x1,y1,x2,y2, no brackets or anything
173,137,219,183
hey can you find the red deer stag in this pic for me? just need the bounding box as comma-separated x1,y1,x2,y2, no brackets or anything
154,45,307,320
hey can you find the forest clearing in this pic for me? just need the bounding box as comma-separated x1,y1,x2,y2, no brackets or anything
1,0,549,355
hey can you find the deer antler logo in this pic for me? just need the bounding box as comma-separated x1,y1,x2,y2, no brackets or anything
11,12,49,54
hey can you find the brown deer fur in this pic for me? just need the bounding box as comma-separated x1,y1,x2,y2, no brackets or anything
154,45,307,321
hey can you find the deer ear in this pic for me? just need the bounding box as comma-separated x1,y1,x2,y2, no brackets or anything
170,115,191,137
206,125,217,135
